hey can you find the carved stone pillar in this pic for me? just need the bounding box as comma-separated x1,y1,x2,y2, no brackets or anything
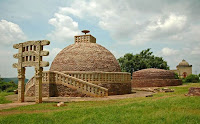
35,67,43,103
18,67,25,102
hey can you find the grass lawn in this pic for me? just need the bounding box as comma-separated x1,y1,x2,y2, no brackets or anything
0,83,200,124
0,92,13,104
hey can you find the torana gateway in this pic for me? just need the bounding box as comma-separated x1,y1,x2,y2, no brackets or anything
25,31,131,97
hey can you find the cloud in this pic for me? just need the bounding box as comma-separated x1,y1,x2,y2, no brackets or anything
0,20,26,46
191,44,200,55
47,13,80,42
54,1,198,46
130,14,187,45
51,48,62,58
43,47,62,63
161,47,179,56
46,0,200,74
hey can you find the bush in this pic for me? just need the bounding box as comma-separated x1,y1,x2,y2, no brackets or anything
0,81,17,92
174,73,179,79
6,87,17,92
184,74,200,83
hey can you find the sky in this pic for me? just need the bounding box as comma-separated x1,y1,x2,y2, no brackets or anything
0,0,200,79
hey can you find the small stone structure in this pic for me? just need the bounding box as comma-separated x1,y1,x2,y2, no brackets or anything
25,31,131,97
13,40,50,103
172,59,192,78
186,87,200,96
131,68,182,88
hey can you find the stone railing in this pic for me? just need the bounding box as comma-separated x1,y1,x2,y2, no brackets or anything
25,71,108,97
25,76,35,95
62,71,131,84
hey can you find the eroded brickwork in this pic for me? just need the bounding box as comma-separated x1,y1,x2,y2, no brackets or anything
50,43,121,72
132,68,175,79
132,79,182,87
26,84,88,97
99,83,131,95
187,87,200,96
131,68,182,87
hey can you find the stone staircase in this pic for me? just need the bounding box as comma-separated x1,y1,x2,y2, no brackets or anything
25,71,108,97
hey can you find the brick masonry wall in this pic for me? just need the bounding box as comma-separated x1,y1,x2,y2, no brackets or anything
132,68,175,79
26,84,88,97
98,83,131,95
26,83,131,96
131,79,182,87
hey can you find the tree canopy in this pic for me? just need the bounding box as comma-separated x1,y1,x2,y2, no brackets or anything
118,48,169,74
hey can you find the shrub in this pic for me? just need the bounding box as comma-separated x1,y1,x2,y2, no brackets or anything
174,73,179,79
6,87,17,92
184,74,200,83
0,81,17,92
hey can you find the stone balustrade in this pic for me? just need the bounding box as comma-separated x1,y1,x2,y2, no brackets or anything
25,71,108,97
62,71,131,84
25,71,131,97
25,76,35,95
44,71,108,97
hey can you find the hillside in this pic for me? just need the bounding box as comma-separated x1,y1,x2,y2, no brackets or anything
2,78,29,84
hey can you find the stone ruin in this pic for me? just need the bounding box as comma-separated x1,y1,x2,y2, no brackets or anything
25,31,131,97
131,68,182,88
186,87,200,96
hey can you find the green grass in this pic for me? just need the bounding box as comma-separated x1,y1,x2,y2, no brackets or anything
0,92,13,104
0,83,200,124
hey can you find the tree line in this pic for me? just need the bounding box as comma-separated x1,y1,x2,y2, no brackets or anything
0,76,17,92
118,48,169,74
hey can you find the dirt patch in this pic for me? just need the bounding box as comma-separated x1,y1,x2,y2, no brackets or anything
0,102,35,111
5,91,153,103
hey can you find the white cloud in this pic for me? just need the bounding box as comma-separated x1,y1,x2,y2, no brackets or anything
191,44,200,55
46,0,200,74
51,48,62,58
147,14,187,32
130,14,187,45
0,20,26,46
43,47,62,63
47,13,80,42
161,47,179,56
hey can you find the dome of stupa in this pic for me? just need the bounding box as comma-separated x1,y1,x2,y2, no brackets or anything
50,31,121,72
132,68,175,79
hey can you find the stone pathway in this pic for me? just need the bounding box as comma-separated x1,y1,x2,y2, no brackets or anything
1,91,152,110
9,91,153,103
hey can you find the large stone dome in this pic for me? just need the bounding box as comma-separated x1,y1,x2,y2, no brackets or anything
50,42,121,72
132,68,175,79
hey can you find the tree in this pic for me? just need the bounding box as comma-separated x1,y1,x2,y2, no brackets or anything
118,48,169,74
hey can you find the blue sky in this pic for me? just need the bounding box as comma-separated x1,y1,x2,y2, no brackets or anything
0,0,200,79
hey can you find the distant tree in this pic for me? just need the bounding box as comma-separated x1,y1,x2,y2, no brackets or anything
0,80,17,92
184,74,200,83
118,48,169,74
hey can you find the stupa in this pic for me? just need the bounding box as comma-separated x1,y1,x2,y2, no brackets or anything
25,30,131,97
131,68,182,87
